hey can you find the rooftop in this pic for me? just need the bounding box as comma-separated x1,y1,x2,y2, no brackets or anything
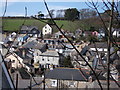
22,40,46,50
21,25,38,31
40,50,59,57
89,42,108,48
45,68,89,81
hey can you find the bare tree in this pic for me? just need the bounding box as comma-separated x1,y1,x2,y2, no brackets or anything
1,0,120,89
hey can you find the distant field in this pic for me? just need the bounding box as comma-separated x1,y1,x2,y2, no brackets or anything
2,18,46,32
2,18,97,32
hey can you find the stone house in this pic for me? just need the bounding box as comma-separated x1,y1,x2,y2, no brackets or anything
20,25,41,37
42,39,64,53
75,29,83,38
54,29,65,39
5,53,24,69
70,46,94,69
45,68,90,88
34,50,59,69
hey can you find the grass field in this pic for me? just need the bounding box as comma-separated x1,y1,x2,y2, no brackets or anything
2,18,97,32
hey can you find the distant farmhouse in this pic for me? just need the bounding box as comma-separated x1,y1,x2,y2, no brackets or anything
42,24,52,35
20,25,41,37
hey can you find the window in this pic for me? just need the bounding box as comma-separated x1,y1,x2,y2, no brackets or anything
44,40,46,43
12,60,15,63
48,40,51,44
119,31,120,34
69,81,75,87
42,59,44,61
32,30,36,33
36,53,38,56
48,59,49,61
45,30,47,32
51,80,57,87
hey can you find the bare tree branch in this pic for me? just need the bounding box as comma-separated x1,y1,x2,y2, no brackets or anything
107,0,114,89
4,7,28,58
43,0,103,89
3,0,7,17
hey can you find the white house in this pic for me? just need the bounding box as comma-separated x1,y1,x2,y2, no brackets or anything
5,53,24,69
113,29,120,37
34,50,59,68
42,24,52,35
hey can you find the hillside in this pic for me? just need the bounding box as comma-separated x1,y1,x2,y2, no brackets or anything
2,17,103,32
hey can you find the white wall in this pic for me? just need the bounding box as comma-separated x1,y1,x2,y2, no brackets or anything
5,54,24,69
34,51,59,67
113,30,120,37
34,49,42,63
90,48,107,52
42,24,52,35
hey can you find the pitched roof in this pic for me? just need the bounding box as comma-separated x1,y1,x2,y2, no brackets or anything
89,42,108,48
45,68,89,81
80,46,89,55
40,50,59,57
18,68,30,79
21,25,38,31
1,44,8,56
22,40,46,50
14,48,33,60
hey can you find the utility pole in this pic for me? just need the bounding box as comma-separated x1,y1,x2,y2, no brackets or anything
107,0,114,89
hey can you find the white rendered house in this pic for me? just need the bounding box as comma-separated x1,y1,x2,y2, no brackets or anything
42,24,52,35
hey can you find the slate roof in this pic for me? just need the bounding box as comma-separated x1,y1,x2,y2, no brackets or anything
14,48,33,64
45,68,89,81
1,44,8,56
21,25,38,31
89,42,108,48
40,50,59,57
22,40,47,51
18,68,30,79
80,46,89,55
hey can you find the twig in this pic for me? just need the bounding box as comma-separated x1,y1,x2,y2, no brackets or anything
4,7,28,58
3,0,7,17
107,1,114,89
43,0,103,89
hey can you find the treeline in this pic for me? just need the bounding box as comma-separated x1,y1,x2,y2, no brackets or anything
2,16,77,20
2,17,30,19
43,8,98,21
2,17,68,20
